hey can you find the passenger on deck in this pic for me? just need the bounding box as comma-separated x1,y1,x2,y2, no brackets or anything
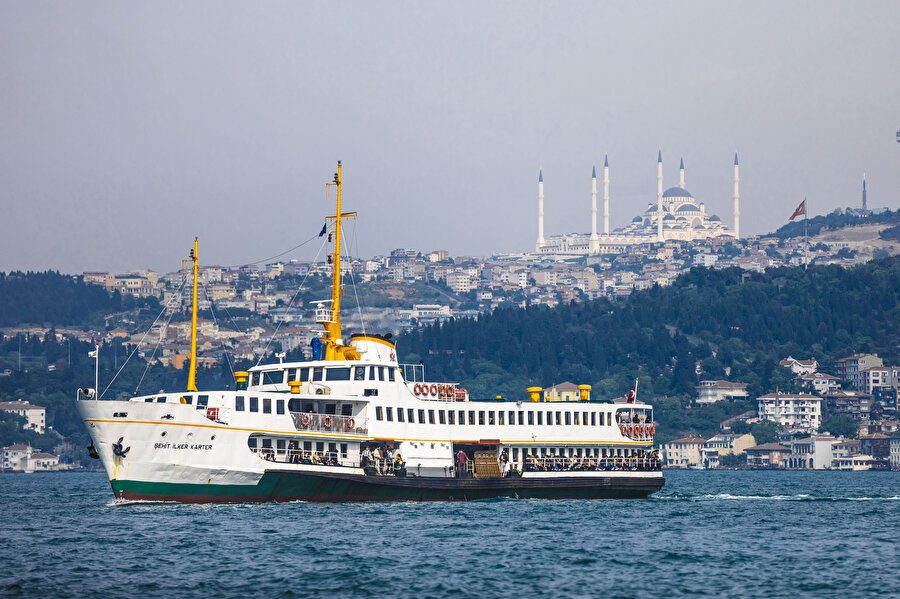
373,446,383,474
288,441,296,463
456,450,468,474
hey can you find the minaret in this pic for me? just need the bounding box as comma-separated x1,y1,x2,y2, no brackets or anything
657,149,664,242
536,169,545,250
733,152,740,239
603,155,610,235
679,156,685,188
590,165,598,247
862,172,867,211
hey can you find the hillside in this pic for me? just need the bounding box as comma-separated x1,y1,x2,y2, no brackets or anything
0,271,156,328
398,258,900,440
771,208,900,240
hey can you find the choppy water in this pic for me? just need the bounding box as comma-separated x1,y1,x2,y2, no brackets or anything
1,471,897,598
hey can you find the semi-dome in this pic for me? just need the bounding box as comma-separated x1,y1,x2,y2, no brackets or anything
663,186,694,199
677,204,700,213
663,214,675,221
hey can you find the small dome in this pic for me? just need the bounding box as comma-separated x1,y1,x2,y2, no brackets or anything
663,214,675,221
632,216,643,223
663,186,694,199
709,215,722,222
677,204,700,213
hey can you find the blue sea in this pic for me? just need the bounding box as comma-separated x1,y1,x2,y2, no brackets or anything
0,471,897,599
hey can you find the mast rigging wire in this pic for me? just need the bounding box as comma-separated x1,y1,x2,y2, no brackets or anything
100,274,188,399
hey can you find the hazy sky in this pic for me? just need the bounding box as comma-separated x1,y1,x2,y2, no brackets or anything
2,1,898,274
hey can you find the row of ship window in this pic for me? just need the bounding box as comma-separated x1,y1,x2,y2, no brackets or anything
248,437,349,458
374,406,625,427
235,396,287,415
251,366,395,386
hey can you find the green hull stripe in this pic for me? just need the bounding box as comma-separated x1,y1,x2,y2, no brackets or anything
110,472,664,502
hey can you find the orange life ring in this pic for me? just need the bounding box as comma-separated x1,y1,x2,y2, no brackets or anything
627,424,634,436
650,425,655,435
430,383,438,396
413,383,421,395
639,424,645,436
323,415,332,427
300,413,311,426
620,424,627,436
344,417,355,430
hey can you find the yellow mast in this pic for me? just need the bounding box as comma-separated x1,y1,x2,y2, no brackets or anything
320,161,358,360
186,237,199,391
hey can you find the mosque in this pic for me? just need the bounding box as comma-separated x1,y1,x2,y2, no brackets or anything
534,151,740,256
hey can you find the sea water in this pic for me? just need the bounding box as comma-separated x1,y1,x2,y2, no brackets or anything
0,470,897,598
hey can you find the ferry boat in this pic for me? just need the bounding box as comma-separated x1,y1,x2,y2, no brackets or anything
75,163,664,502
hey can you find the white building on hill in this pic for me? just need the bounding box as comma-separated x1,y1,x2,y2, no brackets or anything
757,392,822,433
0,400,46,434
534,152,739,258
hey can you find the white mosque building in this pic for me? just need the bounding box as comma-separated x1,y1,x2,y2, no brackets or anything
534,151,740,257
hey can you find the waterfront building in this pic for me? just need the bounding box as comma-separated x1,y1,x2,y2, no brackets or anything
889,436,900,470
746,443,791,469
696,380,749,404
756,393,822,433
785,435,846,470
859,433,890,462
700,433,756,468
0,444,61,472
0,400,46,434
662,436,706,468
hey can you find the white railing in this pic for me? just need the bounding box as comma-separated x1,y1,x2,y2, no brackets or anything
253,451,408,476
315,307,336,323
617,421,656,441
523,456,662,472
290,412,367,435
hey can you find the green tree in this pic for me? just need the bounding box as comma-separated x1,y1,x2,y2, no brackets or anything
819,414,858,438
718,452,747,467
750,419,781,444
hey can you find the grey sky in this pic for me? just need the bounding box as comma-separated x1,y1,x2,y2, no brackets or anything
2,1,898,274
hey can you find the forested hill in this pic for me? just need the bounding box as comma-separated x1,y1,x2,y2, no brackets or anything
772,208,899,239
398,259,900,403
0,271,154,327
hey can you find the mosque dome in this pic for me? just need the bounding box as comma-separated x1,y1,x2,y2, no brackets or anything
663,214,675,221
663,187,694,199
709,215,722,222
632,216,643,223
677,204,700,213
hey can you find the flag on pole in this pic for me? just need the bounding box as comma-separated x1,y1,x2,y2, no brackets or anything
88,349,97,358
319,223,327,237
789,199,806,221
626,379,638,404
